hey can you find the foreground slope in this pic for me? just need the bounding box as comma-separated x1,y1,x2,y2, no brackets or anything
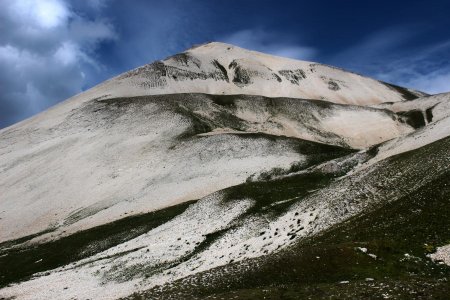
1,101,449,300
137,136,450,300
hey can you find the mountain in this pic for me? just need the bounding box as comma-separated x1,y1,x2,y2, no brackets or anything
70,42,426,106
0,43,449,299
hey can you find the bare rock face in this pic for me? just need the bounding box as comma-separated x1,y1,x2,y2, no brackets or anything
0,43,449,300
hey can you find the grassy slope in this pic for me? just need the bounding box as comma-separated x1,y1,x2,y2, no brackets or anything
129,137,450,300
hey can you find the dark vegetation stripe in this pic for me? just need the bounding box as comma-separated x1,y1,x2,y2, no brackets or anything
0,200,196,287
383,82,424,101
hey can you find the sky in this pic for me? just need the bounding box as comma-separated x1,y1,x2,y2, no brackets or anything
1,0,450,128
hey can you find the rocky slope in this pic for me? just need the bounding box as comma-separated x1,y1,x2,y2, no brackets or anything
0,43,448,299
29,42,425,114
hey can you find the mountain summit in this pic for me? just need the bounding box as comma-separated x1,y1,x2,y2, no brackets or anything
0,43,449,299
84,42,425,106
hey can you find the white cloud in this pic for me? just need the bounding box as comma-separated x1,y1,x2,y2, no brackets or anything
373,41,450,94
378,65,450,95
0,0,117,127
405,72,450,94
54,42,79,65
221,29,316,61
329,27,450,94
9,0,70,29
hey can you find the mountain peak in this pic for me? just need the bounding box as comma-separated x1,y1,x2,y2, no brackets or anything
87,42,424,106
185,41,308,63
188,41,236,50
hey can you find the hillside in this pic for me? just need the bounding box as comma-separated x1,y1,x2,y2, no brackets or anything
0,43,448,300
